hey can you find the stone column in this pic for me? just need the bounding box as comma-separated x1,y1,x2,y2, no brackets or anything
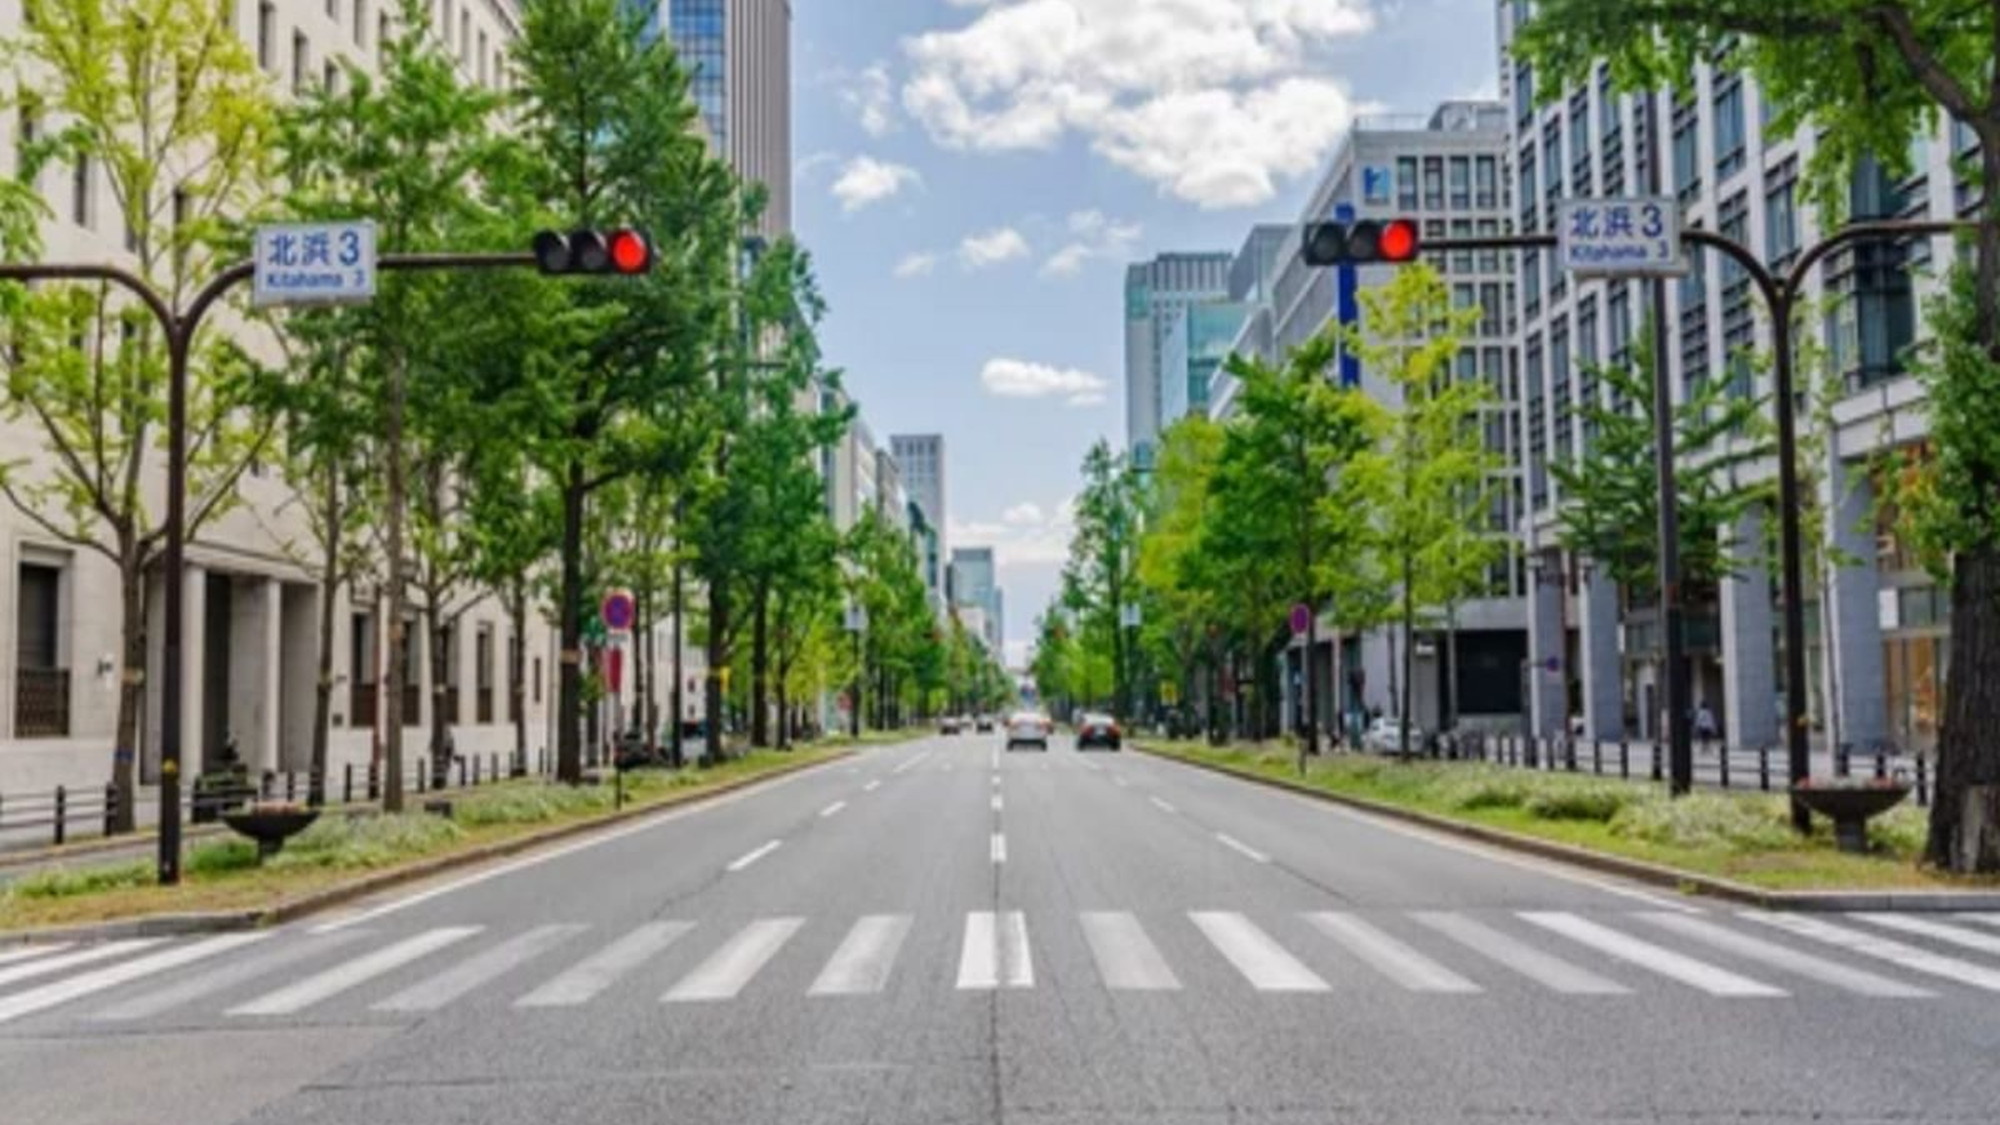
1823,456,1887,748
1526,551,1564,737
230,576,282,775
1719,507,1779,750
1578,568,1623,739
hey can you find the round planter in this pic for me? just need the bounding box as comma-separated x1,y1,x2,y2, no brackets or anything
222,808,321,860
1792,784,1911,853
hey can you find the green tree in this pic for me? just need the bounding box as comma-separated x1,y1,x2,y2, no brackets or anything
1344,267,1502,754
1513,0,2000,870
0,0,276,827
1136,417,1226,735
1062,442,1143,719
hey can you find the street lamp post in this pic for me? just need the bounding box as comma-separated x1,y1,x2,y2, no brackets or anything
845,602,868,739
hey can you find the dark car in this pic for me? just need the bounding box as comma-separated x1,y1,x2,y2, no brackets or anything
974,714,995,733
1075,712,1122,751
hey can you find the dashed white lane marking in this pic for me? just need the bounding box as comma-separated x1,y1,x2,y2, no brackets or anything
863,780,882,792
819,801,847,818
991,795,1003,812
991,833,1007,864
726,840,783,872
1214,832,1270,864
1150,796,1178,814
892,750,934,775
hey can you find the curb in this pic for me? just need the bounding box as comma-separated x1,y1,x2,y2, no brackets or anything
1133,744,2000,912
1,750,855,945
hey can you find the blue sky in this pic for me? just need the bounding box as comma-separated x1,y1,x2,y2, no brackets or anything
791,0,1499,664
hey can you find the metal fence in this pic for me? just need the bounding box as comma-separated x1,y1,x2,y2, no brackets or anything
1410,732,1932,806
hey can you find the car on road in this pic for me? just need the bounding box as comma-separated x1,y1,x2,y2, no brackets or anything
1361,715,1423,754
974,714,995,733
1075,712,1122,750
940,715,964,735
1005,710,1052,751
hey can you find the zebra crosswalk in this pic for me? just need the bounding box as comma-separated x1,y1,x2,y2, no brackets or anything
5,906,2000,1027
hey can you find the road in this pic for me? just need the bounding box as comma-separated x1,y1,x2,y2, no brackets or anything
4,733,2000,1125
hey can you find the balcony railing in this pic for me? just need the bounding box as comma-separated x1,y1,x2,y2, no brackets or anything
14,667,69,738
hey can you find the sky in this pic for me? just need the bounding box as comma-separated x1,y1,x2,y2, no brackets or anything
791,0,1501,668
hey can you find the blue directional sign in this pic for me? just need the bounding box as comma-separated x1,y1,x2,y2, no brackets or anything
1556,197,1686,277
253,221,376,307
1333,203,1360,388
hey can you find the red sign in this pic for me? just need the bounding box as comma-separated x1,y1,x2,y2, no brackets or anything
605,647,623,693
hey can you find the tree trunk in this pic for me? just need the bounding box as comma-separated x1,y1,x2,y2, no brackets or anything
1928,544,2000,871
429,607,451,779
308,459,342,808
510,580,527,775
751,584,770,748
382,352,410,812
1444,603,1460,739
635,581,653,749
556,461,586,784
776,645,791,751
705,579,729,763
1400,573,1415,761
109,536,143,833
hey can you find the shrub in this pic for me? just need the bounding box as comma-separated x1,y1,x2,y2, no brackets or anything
1439,774,1531,811
1523,785,1635,822
186,839,260,875
266,812,463,870
7,860,153,900
1867,805,1928,858
1607,793,1794,851
451,784,610,827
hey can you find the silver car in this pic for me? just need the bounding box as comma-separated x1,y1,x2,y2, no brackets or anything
1005,710,1051,751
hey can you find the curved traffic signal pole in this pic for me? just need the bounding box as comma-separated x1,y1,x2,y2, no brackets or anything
1333,218,1970,822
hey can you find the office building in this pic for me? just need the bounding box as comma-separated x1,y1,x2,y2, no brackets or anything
890,434,945,550
950,547,1003,654
1125,252,1232,462
1206,224,1291,420
1495,2,1971,755
1159,300,1250,423
664,0,792,238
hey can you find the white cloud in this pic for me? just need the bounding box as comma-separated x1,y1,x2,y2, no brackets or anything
831,155,923,212
795,150,841,181
893,251,939,278
841,63,898,136
1003,501,1044,525
1041,208,1142,276
901,0,1375,207
958,226,1031,268
980,358,1106,402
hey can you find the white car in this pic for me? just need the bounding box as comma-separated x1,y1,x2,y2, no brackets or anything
1361,716,1422,754
1005,710,1051,751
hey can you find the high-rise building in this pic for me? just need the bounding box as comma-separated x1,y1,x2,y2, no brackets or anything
890,434,945,546
1207,224,1292,420
1159,300,1249,422
664,0,791,237
1125,252,1231,461
949,547,1002,653
1495,2,1970,755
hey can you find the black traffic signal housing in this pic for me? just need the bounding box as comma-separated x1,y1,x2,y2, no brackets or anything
1301,218,1420,266
532,228,655,275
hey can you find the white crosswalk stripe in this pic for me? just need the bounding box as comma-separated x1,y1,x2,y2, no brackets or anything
809,915,911,995
516,922,692,1007
1409,912,1629,995
374,925,586,1012
957,911,1033,989
1957,912,2000,929
0,940,161,990
664,918,803,1002
229,927,481,1015
0,934,267,1024
1637,913,1932,998
1741,911,2000,991
95,930,374,1021
1080,911,1181,991
1190,912,1328,992
1520,912,1785,997
1304,912,1480,993
0,943,73,968
1851,912,2000,957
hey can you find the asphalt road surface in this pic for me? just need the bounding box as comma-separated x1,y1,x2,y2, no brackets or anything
5,733,2000,1125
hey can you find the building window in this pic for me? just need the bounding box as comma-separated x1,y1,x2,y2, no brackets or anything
71,155,90,227
354,0,367,48
460,11,470,64
1577,296,1600,447
14,561,68,738
1526,336,1548,508
1450,218,1473,274
1448,156,1471,209
1423,156,1445,210
293,31,309,94
1476,217,1500,272
1551,319,1572,463
1474,155,1497,209
326,0,337,17
1542,120,1563,203
533,655,543,704
258,1,275,71
324,61,339,93
476,623,494,723
1479,281,1502,336
1514,62,1534,127
1765,157,1799,263
1518,147,1537,232
477,30,488,85
1672,94,1701,202
1523,249,1541,320
351,611,377,728
1713,75,1746,181
1679,247,1711,389
1608,283,1632,369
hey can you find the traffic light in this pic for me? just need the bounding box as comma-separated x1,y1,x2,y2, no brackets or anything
532,228,655,275
1301,218,1420,266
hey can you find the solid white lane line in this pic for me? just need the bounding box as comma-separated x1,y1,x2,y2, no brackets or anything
95,931,373,1021
0,933,268,1025
1741,911,2000,991
516,922,692,1007
0,940,161,990
230,927,482,1015
991,795,1003,812
311,760,830,933
810,915,912,996
1190,912,1328,992
1520,913,1784,997
892,750,934,774
1214,832,1270,864
991,832,1007,863
1638,913,1931,998
1852,912,2000,957
863,780,882,792
373,925,586,1012
1303,912,1481,993
1150,796,1178,814
663,918,804,1002
1409,912,1628,995
1080,912,1181,991
726,839,783,872
0,943,72,968
819,801,847,818
956,911,1032,989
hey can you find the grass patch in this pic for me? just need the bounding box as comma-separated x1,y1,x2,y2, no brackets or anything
1,748,842,931
1141,739,1989,892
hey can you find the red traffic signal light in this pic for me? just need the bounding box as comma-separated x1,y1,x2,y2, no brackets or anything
532,228,654,275
1301,218,1421,266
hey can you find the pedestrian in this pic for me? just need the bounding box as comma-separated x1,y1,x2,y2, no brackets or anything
1694,701,1717,747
